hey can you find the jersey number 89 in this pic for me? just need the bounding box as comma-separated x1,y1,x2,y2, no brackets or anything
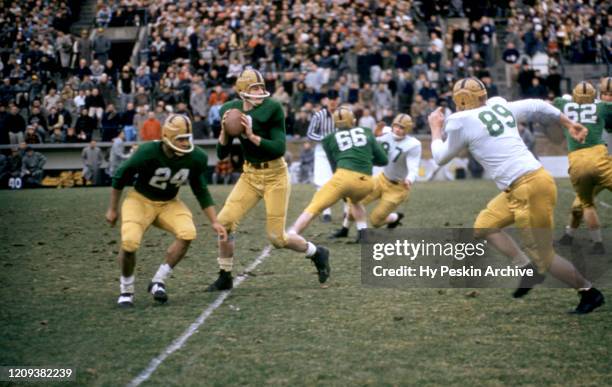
335,128,367,151
478,104,516,137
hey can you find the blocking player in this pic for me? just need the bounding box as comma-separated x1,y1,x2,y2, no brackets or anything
106,114,227,307
207,69,330,291
557,78,612,253
289,106,388,243
331,113,422,238
428,77,604,314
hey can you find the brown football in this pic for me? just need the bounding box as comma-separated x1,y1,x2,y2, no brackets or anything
223,108,245,137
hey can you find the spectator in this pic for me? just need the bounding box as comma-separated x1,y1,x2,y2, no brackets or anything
65,127,82,143
92,29,111,63
192,115,209,139
526,77,548,99
24,125,43,144
75,108,97,142
74,29,92,66
49,128,65,143
6,105,26,144
21,146,46,187
293,108,310,138
82,140,104,185
120,102,137,141
212,158,235,185
358,109,377,131
140,111,161,141
298,142,314,184
190,85,208,118
101,104,121,141
86,88,105,121
107,130,130,177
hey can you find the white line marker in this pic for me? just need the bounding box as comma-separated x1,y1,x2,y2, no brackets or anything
127,245,272,387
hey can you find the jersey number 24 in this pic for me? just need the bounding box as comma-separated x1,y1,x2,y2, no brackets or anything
149,168,190,189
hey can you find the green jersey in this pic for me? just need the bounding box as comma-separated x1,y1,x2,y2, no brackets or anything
322,127,388,175
217,98,286,163
553,98,612,152
112,141,214,209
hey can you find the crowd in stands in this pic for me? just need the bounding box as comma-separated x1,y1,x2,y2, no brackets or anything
0,0,610,150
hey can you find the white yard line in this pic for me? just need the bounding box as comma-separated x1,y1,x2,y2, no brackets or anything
127,245,272,387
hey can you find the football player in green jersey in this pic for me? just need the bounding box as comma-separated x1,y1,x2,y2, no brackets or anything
289,106,388,243
555,79,612,254
207,69,331,290
106,114,227,307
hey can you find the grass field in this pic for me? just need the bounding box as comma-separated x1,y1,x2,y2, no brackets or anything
1,179,611,386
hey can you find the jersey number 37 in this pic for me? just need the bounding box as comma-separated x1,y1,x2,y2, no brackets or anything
335,128,367,151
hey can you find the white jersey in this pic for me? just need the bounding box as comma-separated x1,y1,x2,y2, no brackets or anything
431,97,561,190
377,132,422,183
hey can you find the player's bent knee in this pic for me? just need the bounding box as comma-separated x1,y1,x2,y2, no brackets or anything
368,214,386,228
121,222,144,252
268,232,288,248
176,227,197,241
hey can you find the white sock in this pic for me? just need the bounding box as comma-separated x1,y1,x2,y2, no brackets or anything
120,275,135,294
589,228,602,243
323,208,331,216
305,242,317,257
356,221,367,230
387,213,399,223
218,257,233,272
565,225,576,236
513,251,530,267
152,263,173,284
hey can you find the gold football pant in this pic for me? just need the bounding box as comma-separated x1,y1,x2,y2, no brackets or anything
362,173,410,227
121,190,196,252
568,145,612,208
217,158,290,248
474,168,556,272
304,168,374,216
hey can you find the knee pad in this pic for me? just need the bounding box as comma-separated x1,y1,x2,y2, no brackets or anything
121,221,146,253
176,225,197,241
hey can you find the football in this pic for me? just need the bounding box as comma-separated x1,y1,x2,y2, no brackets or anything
223,108,245,137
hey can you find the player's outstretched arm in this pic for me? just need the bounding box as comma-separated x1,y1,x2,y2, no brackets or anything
202,206,227,242
559,113,588,143
106,188,122,227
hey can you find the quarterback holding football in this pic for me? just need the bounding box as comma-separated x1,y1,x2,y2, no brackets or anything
207,68,330,291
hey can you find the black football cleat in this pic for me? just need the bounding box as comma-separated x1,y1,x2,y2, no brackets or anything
387,213,405,229
310,246,330,284
572,288,605,314
589,242,605,255
354,229,368,244
117,293,134,308
558,233,574,246
329,227,349,239
513,263,546,298
148,282,168,304
205,270,233,292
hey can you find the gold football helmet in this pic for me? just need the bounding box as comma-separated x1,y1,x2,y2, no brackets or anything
572,81,596,104
162,114,194,155
452,78,488,111
333,106,355,130
599,77,612,97
392,113,414,133
235,68,270,106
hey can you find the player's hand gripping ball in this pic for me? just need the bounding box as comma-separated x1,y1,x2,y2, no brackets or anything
223,109,246,137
